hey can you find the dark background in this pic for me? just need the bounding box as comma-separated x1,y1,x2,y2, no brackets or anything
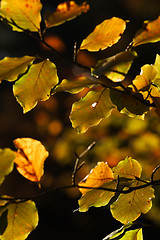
1,0,160,239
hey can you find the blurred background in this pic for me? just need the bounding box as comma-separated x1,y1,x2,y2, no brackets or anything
1,0,160,239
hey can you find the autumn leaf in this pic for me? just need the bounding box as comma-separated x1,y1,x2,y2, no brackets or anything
78,180,116,212
112,157,142,179
119,228,143,240
110,89,149,119
103,223,133,240
131,64,157,92
0,200,38,240
110,181,155,224
54,76,94,94
78,162,116,212
70,87,115,133
14,138,49,182
0,149,15,185
0,56,35,82
44,1,89,28
133,16,160,47
79,161,114,195
0,0,42,32
13,59,59,113
80,17,126,51
92,51,137,81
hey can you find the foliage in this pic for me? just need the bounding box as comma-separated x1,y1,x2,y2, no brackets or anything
1,0,160,239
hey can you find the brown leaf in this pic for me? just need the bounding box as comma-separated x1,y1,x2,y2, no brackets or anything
14,138,49,182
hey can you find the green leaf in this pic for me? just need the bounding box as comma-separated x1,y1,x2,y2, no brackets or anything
0,149,15,185
44,1,89,28
133,16,160,47
110,89,149,119
113,157,142,179
0,200,38,240
70,87,115,133
92,51,137,81
0,0,42,32
80,17,126,51
0,56,35,82
78,180,116,212
13,59,59,113
110,182,155,224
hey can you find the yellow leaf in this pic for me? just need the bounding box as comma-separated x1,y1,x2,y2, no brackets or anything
44,1,89,28
79,162,114,195
14,138,49,182
0,0,42,32
80,17,126,51
110,181,155,224
133,16,160,47
131,64,157,92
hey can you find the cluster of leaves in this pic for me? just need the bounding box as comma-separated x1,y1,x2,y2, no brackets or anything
0,0,160,133
0,138,49,239
1,0,160,239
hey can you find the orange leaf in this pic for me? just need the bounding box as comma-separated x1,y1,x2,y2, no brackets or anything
80,17,126,51
133,16,160,47
44,1,89,28
79,162,114,195
14,138,49,182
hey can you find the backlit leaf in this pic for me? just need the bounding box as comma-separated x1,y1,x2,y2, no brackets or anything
54,76,94,94
0,200,38,240
0,56,35,82
70,87,115,133
112,157,142,179
0,0,42,32
92,51,137,82
80,17,126,51
44,1,89,28
110,181,155,224
110,89,149,119
119,228,143,240
0,149,15,185
133,16,160,47
152,54,160,89
14,138,49,182
79,162,114,195
13,59,59,113
131,64,157,92
78,180,116,212
103,223,133,240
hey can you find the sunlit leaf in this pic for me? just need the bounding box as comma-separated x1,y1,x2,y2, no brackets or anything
44,1,89,28
0,200,38,240
70,87,115,133
13,59,59,113
103,223,133,240
92,51,137,82
79,162,114,195
0,0,42,32
14,138,49,182
54,77,94,94
78,180,116,212
133,16,160,47
119,228,143,240
112,157,142,179
80,17,126,51
0,149,15,185
110,89,149,119
0,56,35,82
110,181,155,224
131,64,157,92
152,54,160,89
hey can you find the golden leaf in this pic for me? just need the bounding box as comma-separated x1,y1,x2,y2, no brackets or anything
79,162,114,195
80,17,126,51
44,1,89,28
14,138,49,182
